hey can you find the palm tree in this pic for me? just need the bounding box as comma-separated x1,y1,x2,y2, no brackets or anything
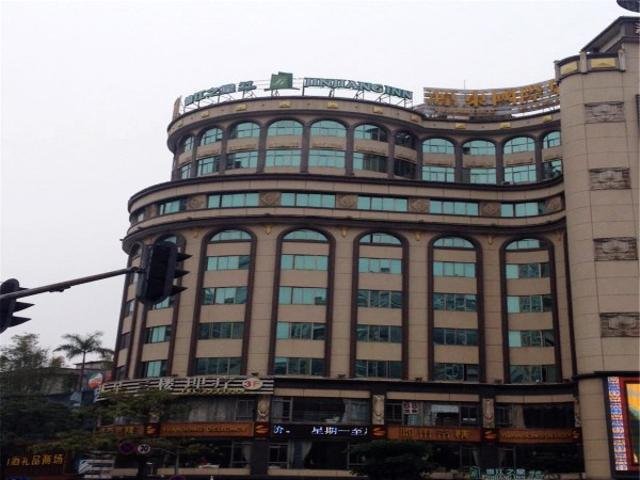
54,331,114,391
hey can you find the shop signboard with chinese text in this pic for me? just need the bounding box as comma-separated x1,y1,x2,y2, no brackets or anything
421,80,559,120
386,425,482,442
497,427,581,444
271,423,371,440
5,452,67,477
97,375,272,399
606,376,640,474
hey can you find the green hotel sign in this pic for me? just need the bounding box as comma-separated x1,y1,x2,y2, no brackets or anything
184,72,412,107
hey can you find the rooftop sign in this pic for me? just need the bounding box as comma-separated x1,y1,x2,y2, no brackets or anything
419,79,560,120
177,71,413,116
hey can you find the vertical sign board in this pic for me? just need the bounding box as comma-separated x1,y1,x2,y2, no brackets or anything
606,376,640,475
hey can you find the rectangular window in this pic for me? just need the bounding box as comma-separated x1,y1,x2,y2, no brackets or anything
433,363,479,382
308,149,346,168
422,165,455,182
118,332,131,350
505,262,550,279
202,287,248,305
207,255,251,271
509,365,557,383
358,258,402,274
356,195,408,212
280,192,335,208
273,357,324,376
145,325,171,344
542,159,562,180
507,295,553,313
353,152,387,173
508,330,555,347
394,159,416,178
124,299,134,316
278,287,327,305
280,255,328,271
357,289,402,309
150,297,173,310
356,325,402,343
195,357,242,375
207,193,259,209
501,202,545,218
430,200,479,216
433,261,476,278
265,149,302,167
354,360,402,378
464,167,496,184
178,163,192,179
226,151,258,169
158,198,187,215
276,322,325,340
196,156,221,176
504,164,537,184
433,293,477,312
142,360,167,378
198,322,244,340
433,328,478,346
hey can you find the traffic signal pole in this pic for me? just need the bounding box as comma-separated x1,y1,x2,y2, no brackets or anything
0,267,141,303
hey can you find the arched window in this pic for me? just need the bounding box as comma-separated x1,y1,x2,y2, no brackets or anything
200,128,223,145
157,235,178,245
423,138,454,155
181,136,194,153
360,233,401,245
283,229,328,242
462,140,495,156
505,238,544,250
433,237,474,249
268,120,303,137
354,124,387,142
542,131,561,148
310,120,346,137
504,137,535,154
395,131,416,149
210,230,251,242
229,122,260,139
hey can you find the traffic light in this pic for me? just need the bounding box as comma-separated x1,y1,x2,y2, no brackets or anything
0,278,33,334
136,242,191,305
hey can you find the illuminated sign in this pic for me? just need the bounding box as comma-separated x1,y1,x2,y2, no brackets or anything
5,452,66,477
271,423,371,439
497,428,580,444
387,425,482,442
470,467,544,480
607,376,640,473
180,72,413,113
97,375,273,398
160,422,254,438
420,80,559,120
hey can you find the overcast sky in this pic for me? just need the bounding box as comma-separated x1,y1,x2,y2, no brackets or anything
0,0,626,362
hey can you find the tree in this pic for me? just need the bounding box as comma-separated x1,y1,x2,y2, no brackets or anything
54,331,114,390
349,440,432,480
0,333,65,395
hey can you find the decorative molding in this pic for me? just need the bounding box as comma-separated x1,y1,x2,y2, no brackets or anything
544,196,563,213
594,237,638,261
372,394,385,425
480,201,501,217
482,398,495,428
408,198,428,213
585,101,625,123
256,395,270,421
600,312,640,337
187,194,205,210
259,191,281,207
336,193,358,209
589,167,631,190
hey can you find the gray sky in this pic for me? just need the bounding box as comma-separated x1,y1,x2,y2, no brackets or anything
0,0,625,361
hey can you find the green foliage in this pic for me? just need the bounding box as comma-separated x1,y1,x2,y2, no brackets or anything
350,440,431,480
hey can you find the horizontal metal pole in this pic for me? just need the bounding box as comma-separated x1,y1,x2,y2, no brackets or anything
0,267,141,302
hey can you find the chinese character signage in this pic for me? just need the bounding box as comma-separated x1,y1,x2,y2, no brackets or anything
387,425,482,442
160,422,254,438
271,423,371,439
97,375,273,399
497,428,580,444
5,452,66,477
421,80,559,120
470,467,544,480
607,376,640,473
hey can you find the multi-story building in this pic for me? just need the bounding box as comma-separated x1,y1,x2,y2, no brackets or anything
103,16,639,480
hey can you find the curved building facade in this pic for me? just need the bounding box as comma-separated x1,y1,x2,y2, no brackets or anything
104,17,639,480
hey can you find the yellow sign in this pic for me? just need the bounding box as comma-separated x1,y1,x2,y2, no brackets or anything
160,422,254,437
387,425,482,442
422,80,559,119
